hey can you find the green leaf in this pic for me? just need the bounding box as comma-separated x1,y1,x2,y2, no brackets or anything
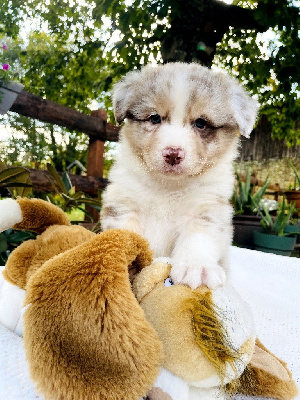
46,163,67,194
78,207,94,222
15,175,33,197
253,176,270,203
0,253,8,266
0,233,8,253
287,159,300,189
257,202,273,233
62,171,73,193
72,191,86,199
6,230,36,243
0,167,30,184
75,198,101,207
244,168,251,203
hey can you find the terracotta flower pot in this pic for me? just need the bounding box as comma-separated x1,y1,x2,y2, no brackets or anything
253,231,296,256
284,190,300,209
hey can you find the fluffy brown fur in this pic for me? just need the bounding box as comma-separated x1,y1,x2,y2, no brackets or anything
4,224,94,289
23,229,163,400
3,198,95,289
14,197,71,233
233,339,299,400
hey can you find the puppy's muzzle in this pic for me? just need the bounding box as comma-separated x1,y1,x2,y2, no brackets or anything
162,147,185,166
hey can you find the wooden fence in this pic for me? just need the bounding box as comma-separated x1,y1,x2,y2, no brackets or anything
8,90,121,221
9,91,120,187
10,91,120,142
237,115,300,161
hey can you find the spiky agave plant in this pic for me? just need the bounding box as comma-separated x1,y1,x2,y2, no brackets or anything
232,168,270,216
258,198,296,236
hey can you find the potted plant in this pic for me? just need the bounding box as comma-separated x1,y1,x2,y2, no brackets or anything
232,168,269,249
0,43,23,115
253,199,297,256
285,160,300,208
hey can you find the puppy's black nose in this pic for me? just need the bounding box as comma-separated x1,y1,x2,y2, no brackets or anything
162,147,185,166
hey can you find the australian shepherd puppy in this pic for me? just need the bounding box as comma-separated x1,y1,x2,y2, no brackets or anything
101,63,258,289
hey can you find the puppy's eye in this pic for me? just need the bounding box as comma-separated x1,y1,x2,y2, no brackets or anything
149,114,161,124
194,118,207,129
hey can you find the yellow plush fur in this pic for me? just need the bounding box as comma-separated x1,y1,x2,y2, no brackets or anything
133,262,248,383
190,289,238,381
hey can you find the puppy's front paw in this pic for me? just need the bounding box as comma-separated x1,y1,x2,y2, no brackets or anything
201,265,226,289
170,262,226,290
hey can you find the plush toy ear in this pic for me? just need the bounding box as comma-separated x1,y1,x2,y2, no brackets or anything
229,81,259,138
23,229,162,400
146,387,173,400
14,198,71,233
113,70,142,124
234,338,298,400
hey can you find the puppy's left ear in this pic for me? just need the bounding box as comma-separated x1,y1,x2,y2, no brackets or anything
229,83,259,138
112,70,141,124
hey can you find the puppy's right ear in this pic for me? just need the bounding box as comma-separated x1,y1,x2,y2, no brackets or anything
112,70,141,124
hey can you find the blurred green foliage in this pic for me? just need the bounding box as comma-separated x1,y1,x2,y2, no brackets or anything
0,0,299,160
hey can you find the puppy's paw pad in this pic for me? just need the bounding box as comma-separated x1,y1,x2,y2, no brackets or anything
202,266,226,290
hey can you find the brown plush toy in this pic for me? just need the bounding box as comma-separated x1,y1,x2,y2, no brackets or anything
0,198,298,400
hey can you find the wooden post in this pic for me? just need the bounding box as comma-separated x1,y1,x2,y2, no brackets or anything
87,110,106,178
86,110,106,222
274,184,280,201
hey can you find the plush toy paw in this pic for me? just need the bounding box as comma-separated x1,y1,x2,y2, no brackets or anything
170,262,226,290
0,198,22,232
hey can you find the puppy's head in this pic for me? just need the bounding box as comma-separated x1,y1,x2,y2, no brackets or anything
113,63,258,177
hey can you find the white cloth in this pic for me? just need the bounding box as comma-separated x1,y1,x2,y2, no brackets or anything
0,247,299,400
229,247,300,400
0,270,25,335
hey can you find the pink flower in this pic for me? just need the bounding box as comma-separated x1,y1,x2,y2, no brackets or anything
2,64,10,70
2,44,7,50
